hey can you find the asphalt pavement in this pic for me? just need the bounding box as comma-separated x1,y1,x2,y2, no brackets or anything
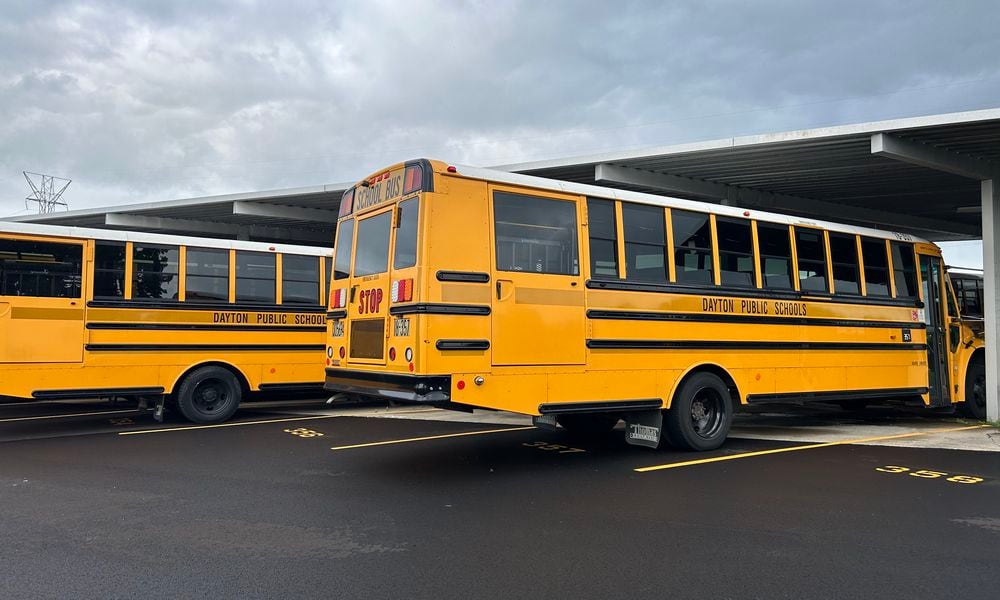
1,401,998,599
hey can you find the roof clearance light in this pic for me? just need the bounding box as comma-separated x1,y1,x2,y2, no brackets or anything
446,165,457,173
402,164,423,195
338,188,355,217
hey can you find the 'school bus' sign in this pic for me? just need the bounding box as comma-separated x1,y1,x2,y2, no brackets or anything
353,168,405,213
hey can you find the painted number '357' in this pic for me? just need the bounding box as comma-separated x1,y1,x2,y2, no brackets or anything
357,289,384,314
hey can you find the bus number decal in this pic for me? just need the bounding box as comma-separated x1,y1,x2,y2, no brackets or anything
332,321,345,337
357,289,384,314
394,318,410,337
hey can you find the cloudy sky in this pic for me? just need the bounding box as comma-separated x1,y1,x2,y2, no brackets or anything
1,0,998,264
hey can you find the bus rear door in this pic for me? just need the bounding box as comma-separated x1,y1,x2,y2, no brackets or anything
346,207,394,366
489,188,585,366
0,236,85,363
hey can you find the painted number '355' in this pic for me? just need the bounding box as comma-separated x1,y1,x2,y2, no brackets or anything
357,289,384,314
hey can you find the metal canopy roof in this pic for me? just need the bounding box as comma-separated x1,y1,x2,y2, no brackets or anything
498,108,1000,241
7,183,349,246
6,108,999,244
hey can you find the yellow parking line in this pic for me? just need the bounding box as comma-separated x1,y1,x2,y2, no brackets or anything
635,424,990,473
330,426,536,452
0,409,137,423
117,407,451,436
119,414,342,435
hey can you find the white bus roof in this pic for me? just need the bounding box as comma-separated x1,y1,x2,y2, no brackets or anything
0,220,330,256
454,164,934,245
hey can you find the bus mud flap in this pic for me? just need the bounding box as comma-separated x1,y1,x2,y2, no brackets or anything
532,414,559,431
624,410,662,449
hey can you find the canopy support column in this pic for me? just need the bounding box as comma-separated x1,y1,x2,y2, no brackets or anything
983,179,1000,421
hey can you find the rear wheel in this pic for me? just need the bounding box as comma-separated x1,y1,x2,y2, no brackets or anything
175,366,242,424
961,360,986,420
663,372,733,451
556,413,619,438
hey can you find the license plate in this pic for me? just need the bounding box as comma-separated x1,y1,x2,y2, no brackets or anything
331,321,344,337
393,317,410,337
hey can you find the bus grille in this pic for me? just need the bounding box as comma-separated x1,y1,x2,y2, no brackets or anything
349,318,384,359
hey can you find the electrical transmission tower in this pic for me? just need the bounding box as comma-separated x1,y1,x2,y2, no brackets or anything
24,171,71,214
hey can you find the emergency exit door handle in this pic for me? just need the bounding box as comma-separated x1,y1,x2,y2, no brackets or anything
495,280,513,301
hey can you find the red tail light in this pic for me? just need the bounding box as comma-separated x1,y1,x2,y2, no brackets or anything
338,188,355,217
330,288,347,309
403,164,423,195
390,278,413,303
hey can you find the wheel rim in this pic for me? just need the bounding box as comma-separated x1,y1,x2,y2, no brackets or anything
972,373,986,411
690,387,725,439
191,378,231,415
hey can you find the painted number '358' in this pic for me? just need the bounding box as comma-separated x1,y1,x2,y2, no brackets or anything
357,289,384,314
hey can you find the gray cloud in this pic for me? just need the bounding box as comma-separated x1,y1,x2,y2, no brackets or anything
1,0,999,226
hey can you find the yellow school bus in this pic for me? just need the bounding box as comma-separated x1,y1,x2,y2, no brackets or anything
0,221,331,423
324,159,985,450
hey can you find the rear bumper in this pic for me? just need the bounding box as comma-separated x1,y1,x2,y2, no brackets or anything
325,368,451,403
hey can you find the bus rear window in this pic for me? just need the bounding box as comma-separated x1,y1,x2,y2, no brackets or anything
354,210,393,276
334,219,354,280
393,199,419,270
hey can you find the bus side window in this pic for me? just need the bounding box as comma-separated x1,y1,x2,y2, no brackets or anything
622,202,667,283
946,279,959,318
587,198,619,280
133,244,179,300
236,251,276,303
0,238,82,298
333,219,355,281
829,233,860,295
860,238,890,297
960,277,983,317
94,241,126,298
671,209,713,285
890,242,918,299
757,223,793,290
493,192,579,276
186,247,229,302
716,217,755,288
795,228,828,293
282,255,321,305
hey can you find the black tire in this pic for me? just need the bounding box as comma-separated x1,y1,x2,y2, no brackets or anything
174,366,242,424
961,360,987,420
556,413,619,438
663,372,733,451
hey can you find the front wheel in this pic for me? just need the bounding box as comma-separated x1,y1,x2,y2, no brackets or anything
663,372,733,451
961,360,986,420
175,366,242,424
